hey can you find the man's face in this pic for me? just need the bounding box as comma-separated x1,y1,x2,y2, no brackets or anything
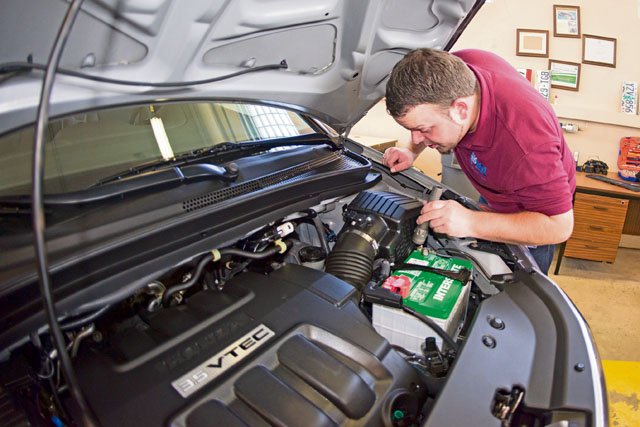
394,103,465,154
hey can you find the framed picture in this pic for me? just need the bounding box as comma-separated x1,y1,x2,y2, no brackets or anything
549,60,581,91
516,29,549,57
553,5,580,38
582,34,617,67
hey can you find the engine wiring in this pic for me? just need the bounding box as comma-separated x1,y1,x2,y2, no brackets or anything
401,306,459,353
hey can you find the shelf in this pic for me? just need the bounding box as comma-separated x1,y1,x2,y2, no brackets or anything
552,104,640,129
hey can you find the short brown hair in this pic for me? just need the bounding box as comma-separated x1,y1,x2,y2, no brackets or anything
385,48,477,117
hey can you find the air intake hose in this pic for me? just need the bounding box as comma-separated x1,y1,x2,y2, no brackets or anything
325,209,389,289
325,229,378,290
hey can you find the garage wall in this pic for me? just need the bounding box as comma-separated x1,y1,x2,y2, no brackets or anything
352,0,640,176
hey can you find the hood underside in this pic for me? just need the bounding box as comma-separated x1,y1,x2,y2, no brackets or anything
0,0,480,135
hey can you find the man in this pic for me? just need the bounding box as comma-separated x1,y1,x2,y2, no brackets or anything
382,48,575,274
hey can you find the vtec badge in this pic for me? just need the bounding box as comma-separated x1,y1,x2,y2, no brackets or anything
171,324,275,398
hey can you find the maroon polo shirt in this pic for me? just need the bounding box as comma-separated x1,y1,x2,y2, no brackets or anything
452,49,576,216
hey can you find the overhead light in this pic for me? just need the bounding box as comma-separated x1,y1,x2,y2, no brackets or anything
150,116,175,160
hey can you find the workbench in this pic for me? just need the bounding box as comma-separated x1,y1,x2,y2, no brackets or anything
554,171,640,274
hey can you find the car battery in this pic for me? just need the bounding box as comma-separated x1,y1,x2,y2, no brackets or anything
372,250,472,353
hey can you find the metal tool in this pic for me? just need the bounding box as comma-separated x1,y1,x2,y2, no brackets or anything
412,185,443,246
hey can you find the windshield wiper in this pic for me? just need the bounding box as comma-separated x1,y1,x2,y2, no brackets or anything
95,133,337,186
0,133,337,208
0,163,239,206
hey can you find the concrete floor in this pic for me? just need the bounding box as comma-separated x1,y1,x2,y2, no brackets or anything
549,247,640,426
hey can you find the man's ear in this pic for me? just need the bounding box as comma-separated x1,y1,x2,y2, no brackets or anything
448,98,470,125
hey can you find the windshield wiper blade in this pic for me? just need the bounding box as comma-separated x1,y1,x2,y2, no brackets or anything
96,133,335,186
94,142,239,186
0,163,239,206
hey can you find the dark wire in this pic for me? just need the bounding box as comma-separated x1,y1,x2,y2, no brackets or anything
31,0,100,425
436,247,490,279
0,60,288,87
59,304,112,331
401,306,459,352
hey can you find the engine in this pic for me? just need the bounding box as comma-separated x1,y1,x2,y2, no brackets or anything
1,190,484,426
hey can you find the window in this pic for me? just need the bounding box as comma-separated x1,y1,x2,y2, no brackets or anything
241,105,301,139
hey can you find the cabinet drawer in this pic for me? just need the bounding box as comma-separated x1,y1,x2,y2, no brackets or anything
572,220,625,236
564,238,619,263
573,193,628,227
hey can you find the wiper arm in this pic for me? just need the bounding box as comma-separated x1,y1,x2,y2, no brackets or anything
94,142,240,186
0,163,239,206
96,133,336,185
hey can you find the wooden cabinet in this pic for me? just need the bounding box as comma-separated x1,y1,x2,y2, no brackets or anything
564,192,629,263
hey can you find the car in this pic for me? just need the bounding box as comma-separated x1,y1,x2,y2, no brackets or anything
0,0,606,426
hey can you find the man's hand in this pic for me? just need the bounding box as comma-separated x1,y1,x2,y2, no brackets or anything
418,200,475,238
382,147,417,173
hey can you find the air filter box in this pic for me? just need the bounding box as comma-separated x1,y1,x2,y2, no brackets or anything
343,191,423,263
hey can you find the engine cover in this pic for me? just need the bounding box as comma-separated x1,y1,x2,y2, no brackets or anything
75,264,427,426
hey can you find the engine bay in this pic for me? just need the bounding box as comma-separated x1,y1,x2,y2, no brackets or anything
0,181,531,426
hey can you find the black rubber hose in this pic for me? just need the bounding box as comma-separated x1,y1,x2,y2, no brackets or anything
325,231,376,289
162,255,212,305
60,304,112,331
311,215,330,257
217,245,285,260
162,243,289,304
402,306,459,353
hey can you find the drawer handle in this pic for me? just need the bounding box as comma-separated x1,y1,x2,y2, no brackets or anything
589,225,605,231
592,206,608,211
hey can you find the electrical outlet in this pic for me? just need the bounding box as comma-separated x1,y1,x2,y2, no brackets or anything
573,151,579,163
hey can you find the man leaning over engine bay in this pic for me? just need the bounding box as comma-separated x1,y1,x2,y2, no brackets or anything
382,48,576,274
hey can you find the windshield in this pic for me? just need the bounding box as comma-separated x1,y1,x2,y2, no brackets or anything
0,102,314,196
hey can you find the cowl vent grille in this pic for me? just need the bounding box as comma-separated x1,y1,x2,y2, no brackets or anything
182,152,364,212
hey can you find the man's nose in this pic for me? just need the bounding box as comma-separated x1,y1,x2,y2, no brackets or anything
411,130,425,144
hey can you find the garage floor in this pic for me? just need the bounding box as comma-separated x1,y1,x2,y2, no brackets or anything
549,248,640,427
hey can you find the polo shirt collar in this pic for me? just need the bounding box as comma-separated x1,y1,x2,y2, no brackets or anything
456,63,496,151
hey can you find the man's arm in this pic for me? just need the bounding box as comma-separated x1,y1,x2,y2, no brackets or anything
419,200,574,245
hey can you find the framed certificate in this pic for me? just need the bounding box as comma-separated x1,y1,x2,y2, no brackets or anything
582,34,617,68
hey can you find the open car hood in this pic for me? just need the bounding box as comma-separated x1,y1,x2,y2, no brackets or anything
0,0,481,135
